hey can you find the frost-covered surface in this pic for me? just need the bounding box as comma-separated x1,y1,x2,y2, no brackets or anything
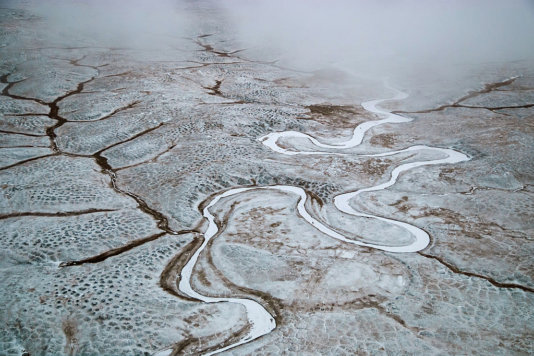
1,2,534,355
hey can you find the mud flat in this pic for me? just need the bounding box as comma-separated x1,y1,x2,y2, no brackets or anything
1,3,534,355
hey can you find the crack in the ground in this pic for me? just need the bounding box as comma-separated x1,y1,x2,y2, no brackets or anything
393,77,519,114
0,153,58,171
194,43,302,74
461,103,534,111
0,74,48,106
3,113,49,117
460,185,529,195
195,39,245,58
105,169,179,234
1,58,187,253
204,79,223,96
0,65,99,152
4,39,531,355
186,60,245,67
198,100,249,106
0,145,49,149
114,143,177,172
0,208,117,220
46,77,96,152
192,36,299,74
359,300,422,335
93,122,165,170
0,129,46,137
418,252,534,293
66,100,142,123
101,71,132,78
59,230,198,267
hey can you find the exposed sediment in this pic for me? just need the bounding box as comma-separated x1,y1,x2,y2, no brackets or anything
1,5,533,356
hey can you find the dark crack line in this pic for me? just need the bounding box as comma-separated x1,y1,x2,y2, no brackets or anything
105,169,179,234
336,298,422,335
195,40,234,58
460,184,529,196
67,100,142,123
59,230,197,267
101,71,132,78
418,252,534,293
46,75,97,152
69,55,108,71
393,77,520,115
92,122,166,171
43,55,104,151
185,60,244,67
193,38,291,73
0,145,49,149
454,77,518,104
198,100,249,106
2,64,184,252
0,153,57,171
115,143,177,172
191,39,293,73
39,63,181,239
3,113,49,117
0,129,46,137
204,79,223,96
0,208,117,220
200,77,252,103
60,232,165,266
194,38,256,66
461,103,534,111
0,74,48,106
90,132,182,236
1,70,99,153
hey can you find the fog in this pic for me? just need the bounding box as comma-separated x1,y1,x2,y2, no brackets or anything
8,0,534,81
26,0,192,49
221,0,534,78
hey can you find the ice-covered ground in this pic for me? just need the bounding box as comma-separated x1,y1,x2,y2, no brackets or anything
1,2,534,355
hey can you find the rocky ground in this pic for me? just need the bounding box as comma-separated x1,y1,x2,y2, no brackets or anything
1,2,533,355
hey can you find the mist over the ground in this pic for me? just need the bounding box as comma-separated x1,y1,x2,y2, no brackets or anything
221,0,534,79
23,0,192,49
6,0,534,86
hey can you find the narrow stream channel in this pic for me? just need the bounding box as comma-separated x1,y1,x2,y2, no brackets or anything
157,85,470,355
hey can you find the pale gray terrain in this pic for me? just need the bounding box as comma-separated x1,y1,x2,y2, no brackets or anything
1,2,533,355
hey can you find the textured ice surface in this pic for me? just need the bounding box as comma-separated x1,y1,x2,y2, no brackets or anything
1,2,533,355
0,96,49,115
0,208,159,265
0,115,55,135
0,156,134,214
0,146,52,168
7,59,96,103
0,234,247,356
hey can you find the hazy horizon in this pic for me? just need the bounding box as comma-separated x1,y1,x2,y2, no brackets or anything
4,0,534,82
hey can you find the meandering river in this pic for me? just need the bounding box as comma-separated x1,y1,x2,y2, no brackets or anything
157,85,470,355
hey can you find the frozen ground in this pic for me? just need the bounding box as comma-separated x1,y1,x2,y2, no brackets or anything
1,2,534,355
